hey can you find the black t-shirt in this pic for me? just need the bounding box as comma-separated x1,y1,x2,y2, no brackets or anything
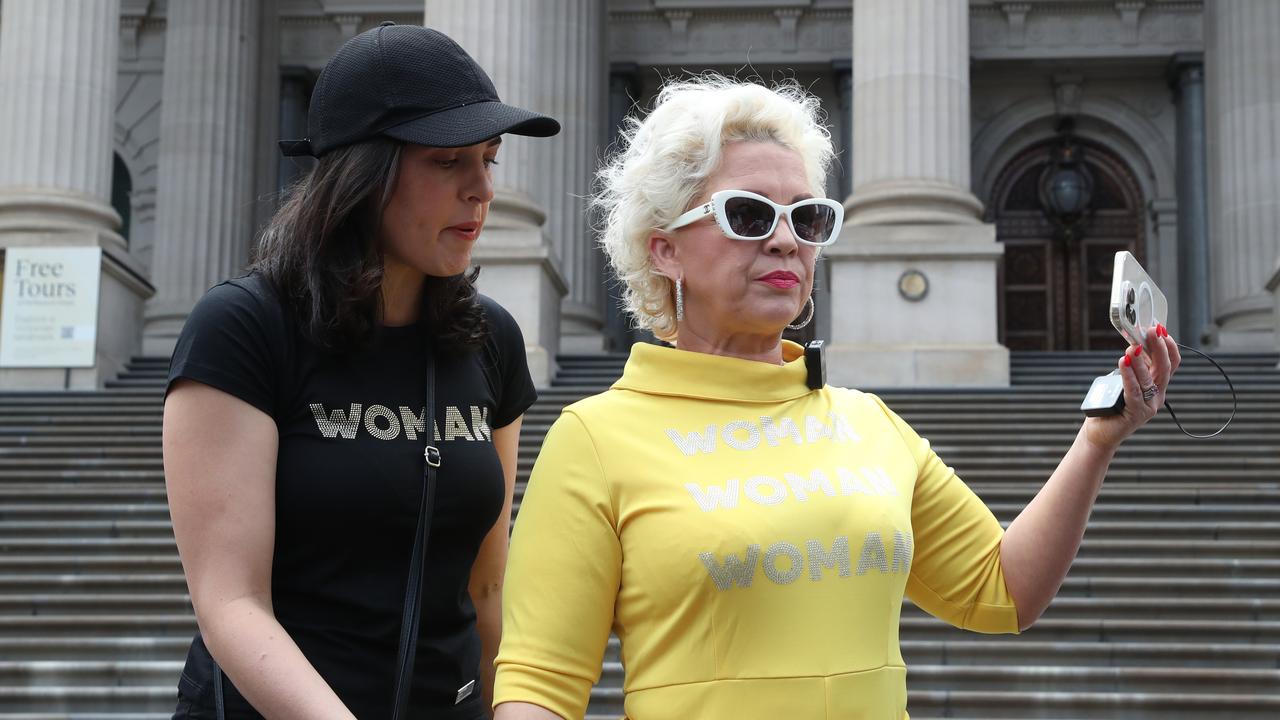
167,274,536,719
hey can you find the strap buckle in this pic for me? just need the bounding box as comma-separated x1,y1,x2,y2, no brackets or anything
424,446,442,467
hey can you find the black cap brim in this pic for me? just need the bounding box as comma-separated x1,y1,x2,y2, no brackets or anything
381,101,560,148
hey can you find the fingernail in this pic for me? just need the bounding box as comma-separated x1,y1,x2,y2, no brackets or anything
1160,324,1168,338
1133,344,1142,356
1122,354,1131,367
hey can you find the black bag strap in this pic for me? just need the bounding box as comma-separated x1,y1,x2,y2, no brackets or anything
391,345,440,717
212,344,439,720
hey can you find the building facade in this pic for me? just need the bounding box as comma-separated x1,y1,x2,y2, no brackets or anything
1,0,1277,389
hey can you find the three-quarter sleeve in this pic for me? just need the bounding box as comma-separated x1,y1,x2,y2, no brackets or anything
494,410,621,718
869,395,1021,634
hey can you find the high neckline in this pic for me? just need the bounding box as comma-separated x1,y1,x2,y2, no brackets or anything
612,340,812,403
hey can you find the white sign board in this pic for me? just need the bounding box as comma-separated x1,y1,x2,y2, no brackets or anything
0,247,102,368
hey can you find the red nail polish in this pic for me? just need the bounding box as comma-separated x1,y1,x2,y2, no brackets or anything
1122,354,1131,367
1160,324,1168,338
1133,344,1142,356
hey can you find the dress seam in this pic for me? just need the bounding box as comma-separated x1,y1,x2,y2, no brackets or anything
623,664,907,694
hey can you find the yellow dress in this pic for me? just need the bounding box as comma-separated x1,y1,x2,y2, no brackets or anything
495,341,1020,719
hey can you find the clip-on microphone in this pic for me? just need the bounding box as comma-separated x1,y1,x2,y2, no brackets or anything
805,340,825,390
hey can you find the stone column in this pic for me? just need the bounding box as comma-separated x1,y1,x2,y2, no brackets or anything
846,0,982,225
1205,0,1280,350
0,0,154,389
822,60,854,344
1168,53,1212,346
603,63,641,351
826,0,1007,388
277,67,314,196
251,0,281,235
143,0,261,355
833,60,854,202
426,0,567,385
531,0,608,354
1148,197,1181,330
1268,262,1280,364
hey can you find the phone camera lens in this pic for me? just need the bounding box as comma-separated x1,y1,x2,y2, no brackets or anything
1127,288,1136,304
1126,305,1137,324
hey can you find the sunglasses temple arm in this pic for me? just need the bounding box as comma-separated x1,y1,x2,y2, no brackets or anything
663,201,715,232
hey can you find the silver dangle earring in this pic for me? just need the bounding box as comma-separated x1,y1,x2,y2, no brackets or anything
675,276,685,322
787,296,815,330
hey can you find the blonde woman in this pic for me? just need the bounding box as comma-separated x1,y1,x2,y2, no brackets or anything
492,76,1178,720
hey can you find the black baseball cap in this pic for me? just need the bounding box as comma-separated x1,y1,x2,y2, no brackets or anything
280,22,560,157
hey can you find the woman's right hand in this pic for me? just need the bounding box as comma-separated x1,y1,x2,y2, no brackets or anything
165,380,356,719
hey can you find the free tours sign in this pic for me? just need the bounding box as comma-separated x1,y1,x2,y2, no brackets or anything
0,247,102,368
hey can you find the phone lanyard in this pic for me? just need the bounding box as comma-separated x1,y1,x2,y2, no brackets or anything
1164,343,1237,439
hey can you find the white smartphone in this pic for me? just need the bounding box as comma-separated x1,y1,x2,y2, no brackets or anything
1109,251,1168,346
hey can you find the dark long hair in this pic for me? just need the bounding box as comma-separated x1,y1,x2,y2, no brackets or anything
251,138,487,352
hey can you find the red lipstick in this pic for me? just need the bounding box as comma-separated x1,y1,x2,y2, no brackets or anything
757,271,800,289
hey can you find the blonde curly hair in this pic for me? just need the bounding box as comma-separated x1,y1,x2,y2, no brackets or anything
593,74,836,341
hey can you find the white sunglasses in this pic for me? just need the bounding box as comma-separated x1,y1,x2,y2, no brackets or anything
662,189,844,247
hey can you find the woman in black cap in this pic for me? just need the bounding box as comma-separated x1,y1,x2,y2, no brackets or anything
163,23,559,719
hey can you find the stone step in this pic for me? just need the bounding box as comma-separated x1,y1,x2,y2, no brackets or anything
0,615,195,638
0,637,189,661
0,662,181,687
0,505,171,521
0,449,161,459
100,379,168,390
0,686,176,713
0,714,168,720
0,557,182,573
0,427,161,438
984,503,1280,522
897,640,1280,668
0,460,162,470
0,412,161,423
0,539,177,556
903,689,1280,719
0,471,165,482
908,664,1280,694
902,597,1280,622
0,575,187,594
0,521,174,538
0,594,193,615
0,486,166,501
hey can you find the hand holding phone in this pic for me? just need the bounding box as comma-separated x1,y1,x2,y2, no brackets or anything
1082,251,1168,417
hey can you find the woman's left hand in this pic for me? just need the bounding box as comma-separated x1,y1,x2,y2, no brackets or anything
1084,323,1181,451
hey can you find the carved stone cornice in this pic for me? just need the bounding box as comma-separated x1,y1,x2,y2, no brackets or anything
609,5,851,66
961,0,1200,59
606,1,1202,64
277,10,421,68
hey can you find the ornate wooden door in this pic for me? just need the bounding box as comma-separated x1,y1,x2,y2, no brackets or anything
989,139,1146,351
